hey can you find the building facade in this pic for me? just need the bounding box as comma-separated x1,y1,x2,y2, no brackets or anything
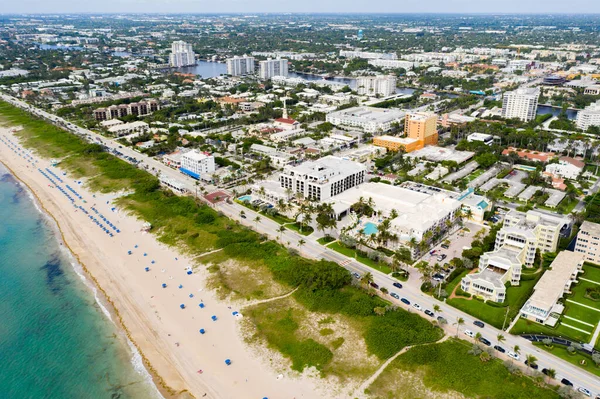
404,111,438,146
226,56,255,76
169,41,196,68
576,100,600,131
501,88,540,122
279,156,366,201
93,99,160,121
575,221,600,264
325,106,405,134
373,135,420,153
180,150,216,179
259,58,288,79
356,75,397,97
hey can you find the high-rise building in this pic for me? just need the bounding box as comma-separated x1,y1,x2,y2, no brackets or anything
576,100,600,132
226,55,255,76
356,75,397,97
169,41,196,68
404,112,438,147
575,221,600,264
501,88,540,122
259,58,288,80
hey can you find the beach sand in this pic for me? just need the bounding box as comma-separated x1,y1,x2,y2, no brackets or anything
0,127,327,399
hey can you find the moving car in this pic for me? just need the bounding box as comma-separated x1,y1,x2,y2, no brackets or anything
463,329,475,338
561,378,573,386
478,337,491,346
412,303,422,311
401,298,410,305
493,345,505,353
424,309,434,317
352,272,361,279
393,282,403,289
578,388,591,397
473,320,485,328
390,292,400,299
507,352,520,361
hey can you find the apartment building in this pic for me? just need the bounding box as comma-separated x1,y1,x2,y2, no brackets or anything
169,41,196,68
575,221,600,264
462,210,569,302
367,59,416,70
373,135,420,153
501,88,540,122
93,99,160,121
180,150,216,179
107,121,149,137
226,55,255,76
339,50,397,60
326,106,405,134
356,75,397,97
279,156,366,201
404,111,438,146
259,58,288,79
520,251,584,325
576,100,600,131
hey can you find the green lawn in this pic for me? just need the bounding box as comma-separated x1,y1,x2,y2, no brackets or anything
328,242,392,274
368,339,559,399
582,263,600,282
510,318,591,343
464,168,484,183
444,269,470,296
447,278,538,329
285,222,314,236
534,343,600,378
317,236,336,245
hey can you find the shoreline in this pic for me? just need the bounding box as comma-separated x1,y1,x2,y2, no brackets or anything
0,159,170,399
0,126,326,399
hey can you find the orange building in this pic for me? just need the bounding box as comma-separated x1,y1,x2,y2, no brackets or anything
404,111,439,147
373,135,421,153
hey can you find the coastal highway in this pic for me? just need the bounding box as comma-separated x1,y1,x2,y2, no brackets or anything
216,199,600,396
3,92,600,394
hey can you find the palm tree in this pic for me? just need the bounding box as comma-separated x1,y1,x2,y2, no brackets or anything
525,354,537,374
253,215,261,229
475,332,482,342
496,334,505,352
545,368,556,382
512,345,520,364
239,210,245,220
433,304,441,314
360,272,374,287
298,238,306,248
454,317,464,337
277,225,286,241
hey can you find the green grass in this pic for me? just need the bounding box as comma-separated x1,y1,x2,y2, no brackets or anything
447,278,538,329
534,343,600,378
444,269,470,296
368,339,559,399
317,236,336,245
284,222,314,236
510,318,591,343
463,168,484,183
328,242,392,274
582,263,600,282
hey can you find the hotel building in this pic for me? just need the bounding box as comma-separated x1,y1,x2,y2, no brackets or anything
180,150,216,179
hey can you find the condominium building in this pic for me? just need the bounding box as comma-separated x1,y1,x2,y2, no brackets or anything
169,41,196,68
326,106,405,134
520,251,583,325
575,221,600,264
501,88,540,122
576,100,600,131
404,111,438,147
226,55,255,76
462,210,569,302
339,50,397,60
356,75,397,97
259,58,288,79
180,150,216,179
93,99,160,121
107,121,149,137
373,135,420,153
367,59,416,70
279,156,366,201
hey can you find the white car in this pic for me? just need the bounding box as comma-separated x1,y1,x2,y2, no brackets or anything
412,303,422,311
578,387,591,397
507,351,520,361
463,329,475,338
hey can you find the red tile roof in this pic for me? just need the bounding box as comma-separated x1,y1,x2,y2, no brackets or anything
274,118,297,124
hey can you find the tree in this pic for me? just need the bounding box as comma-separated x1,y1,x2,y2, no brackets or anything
360,272,374,287
253,215,261,229
433,304,441,313
525,354,537,374
380,287,389,295
496,334,505,351
277,225,286,241
454,317,464,337
298,238,306,248
511,345,520,363
239,210,245,219
374,306,386,316
545,368,556,382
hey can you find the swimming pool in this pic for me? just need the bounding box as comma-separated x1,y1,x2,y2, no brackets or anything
238,195,252,202
363,222,379,235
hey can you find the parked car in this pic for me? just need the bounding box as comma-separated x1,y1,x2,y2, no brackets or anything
424,309,435,317
241,215,247,219
437,316,447,324
541,368,550,376
370,282,379,289
578,388,591,397
493,345,505,353
507,352,520,361
412,303,422,311
561,378,573,386
473,320,485,328
463,329,475,338
352,272,360,279
441,244,449,249
432,273,445,281
478,337,491,346
524,359,538,370
393,282,403,289
400,298,410,305
390,292,400,299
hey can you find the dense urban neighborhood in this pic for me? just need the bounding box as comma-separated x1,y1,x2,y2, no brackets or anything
3,12,600,399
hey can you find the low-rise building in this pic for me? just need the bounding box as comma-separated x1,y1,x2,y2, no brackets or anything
520,251,584,325
94,99,160,121
575,221,600,264
373,135,420,153
457,188,492,224
326,106,405,134
107,121,149,136
544,156,584,180
180,150,216,180
467,133,494,146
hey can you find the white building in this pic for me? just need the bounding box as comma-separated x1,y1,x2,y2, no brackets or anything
259,58,288,80
339,50,397,60
576,100,600,132
356,75,397,97
226,56,255,76
180,150,216,179
575,221,600,264
107,121,149,137
169,41,196,68
462,209,570,302
368,59,416,70
520,251,583,325
501,88,540,122
326,106,405,134
279,156,366,201
544,157,585,180
467,133,494,146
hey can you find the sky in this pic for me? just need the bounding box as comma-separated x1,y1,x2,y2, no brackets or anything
2,0,600,15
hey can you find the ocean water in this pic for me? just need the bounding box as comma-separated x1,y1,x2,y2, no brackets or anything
0,167,161,399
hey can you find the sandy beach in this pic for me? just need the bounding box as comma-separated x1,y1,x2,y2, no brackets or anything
0,126,327,399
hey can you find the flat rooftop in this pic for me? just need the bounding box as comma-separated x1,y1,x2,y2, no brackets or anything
405,145,474,164
580,221,600,237
327,106,405,123
283,156,365,181
376,135,418,145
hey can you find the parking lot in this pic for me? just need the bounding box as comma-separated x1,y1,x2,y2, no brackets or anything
422,222,486,268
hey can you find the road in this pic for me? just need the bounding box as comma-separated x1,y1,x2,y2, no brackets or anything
4,91,600,395
217,199,600,396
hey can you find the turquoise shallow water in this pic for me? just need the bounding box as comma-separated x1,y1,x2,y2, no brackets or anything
0,167,160,399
